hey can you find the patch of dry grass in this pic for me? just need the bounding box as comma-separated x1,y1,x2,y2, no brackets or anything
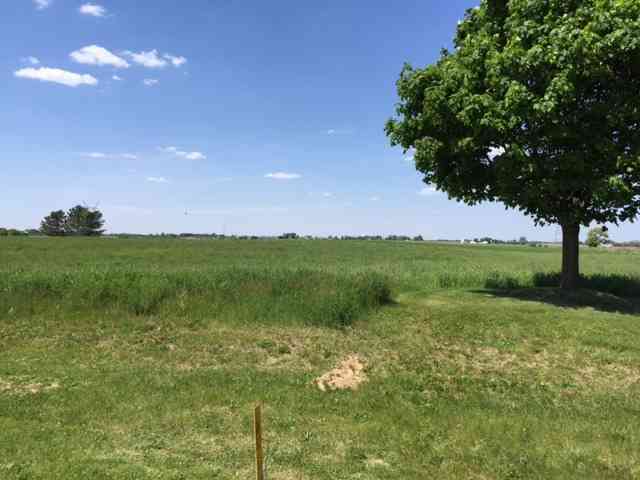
0,377,60,395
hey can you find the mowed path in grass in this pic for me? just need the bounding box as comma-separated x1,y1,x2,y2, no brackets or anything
1,238,639,479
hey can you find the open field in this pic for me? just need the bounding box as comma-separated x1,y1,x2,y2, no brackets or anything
1,238,640,479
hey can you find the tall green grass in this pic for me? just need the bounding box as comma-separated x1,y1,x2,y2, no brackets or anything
0,268,391,328
2,238,640,328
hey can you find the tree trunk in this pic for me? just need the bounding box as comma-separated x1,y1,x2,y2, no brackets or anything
560,223,580,289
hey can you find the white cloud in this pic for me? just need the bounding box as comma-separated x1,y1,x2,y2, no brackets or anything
22,56,40,65
322,192,333,198
125,50,168,68
82,152,137,159
146,176,169,184
33,0,52,10
164,54,187,67
70,45,129,68
122,50,187,69
418,186,439,196
143,78,159,87
79,3,107,17
370,196,380,201
14,67,98,87
326,128,354,136
159,146,206,160
181,151,205,160
112,75,123,81
265,172,302,180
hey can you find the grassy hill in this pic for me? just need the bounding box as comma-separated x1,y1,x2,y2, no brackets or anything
1,238,639,479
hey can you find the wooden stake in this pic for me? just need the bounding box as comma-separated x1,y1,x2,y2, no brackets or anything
254,403,265,480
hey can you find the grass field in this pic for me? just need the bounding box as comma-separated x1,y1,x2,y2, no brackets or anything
1,238,640,479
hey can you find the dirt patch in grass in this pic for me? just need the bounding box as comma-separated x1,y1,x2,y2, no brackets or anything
314,355,367,392
0,377,60,395
366,457,390,468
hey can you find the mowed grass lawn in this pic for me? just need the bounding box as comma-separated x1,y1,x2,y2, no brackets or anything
1,238,640,479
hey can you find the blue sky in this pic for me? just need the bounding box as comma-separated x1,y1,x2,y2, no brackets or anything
2,0,639,240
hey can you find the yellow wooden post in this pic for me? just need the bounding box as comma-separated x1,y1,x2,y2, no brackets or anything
254,404,265,480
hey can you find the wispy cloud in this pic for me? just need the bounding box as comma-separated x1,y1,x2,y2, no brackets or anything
125,50,166,68
112,75,123,81
370,196,380,201
70,45,129,68
122,50,187,69
164,54,187,67
78,3,107,17
322,192,333,198
143,78,159,87
14,67,98,87
418,186,439,196
159,146,206,160
146,176,169,184
326,128,354,136
33,0,52,10
181,151,205,160
265,172,302,180
22,56,40,65
82,152,138,159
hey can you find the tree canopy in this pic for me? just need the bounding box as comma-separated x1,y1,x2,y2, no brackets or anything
586,226,610,247
40,210,67,236
386,0,640,288
65,205,105,236
40,205,105,237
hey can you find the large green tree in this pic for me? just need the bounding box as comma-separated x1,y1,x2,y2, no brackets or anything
386,0,640,288
65,205,105,236
40,210,67,236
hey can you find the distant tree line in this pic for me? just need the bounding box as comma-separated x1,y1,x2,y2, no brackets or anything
0,228,38,237
107,233,427,241
461,237,530,245
330,235,424,241
1,219,627,248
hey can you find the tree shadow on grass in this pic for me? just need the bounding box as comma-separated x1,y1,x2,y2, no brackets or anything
477,273,640,315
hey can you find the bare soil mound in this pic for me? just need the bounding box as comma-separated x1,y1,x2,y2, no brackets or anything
314,355,367,391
